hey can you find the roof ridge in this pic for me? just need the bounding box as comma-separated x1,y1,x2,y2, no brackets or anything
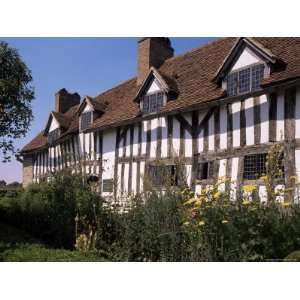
163,37,235,64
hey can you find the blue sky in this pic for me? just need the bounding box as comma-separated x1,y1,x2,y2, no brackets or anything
0,37,216,183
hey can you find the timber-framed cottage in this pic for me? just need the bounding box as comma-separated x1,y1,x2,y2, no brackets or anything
20,37,300,202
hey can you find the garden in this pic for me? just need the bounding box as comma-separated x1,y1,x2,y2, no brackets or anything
1,145,300,262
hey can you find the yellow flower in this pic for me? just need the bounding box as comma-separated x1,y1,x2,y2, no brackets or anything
242,200,251,206
282,202,291,207
221,220,228,224
213,191,222,200
242,185,257,193
183,221,190,226
198,220,205,226
184,197,197,205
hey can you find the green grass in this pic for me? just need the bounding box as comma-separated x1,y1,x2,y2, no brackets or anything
0,223,105,262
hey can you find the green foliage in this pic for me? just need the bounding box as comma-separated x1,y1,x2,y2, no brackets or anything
0,41,34,161
0,170,103,249
0,222,104,262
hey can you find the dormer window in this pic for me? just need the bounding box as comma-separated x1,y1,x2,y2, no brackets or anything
142,92,164,114
48,128,60,145
80,111,92,131
226,63,265,97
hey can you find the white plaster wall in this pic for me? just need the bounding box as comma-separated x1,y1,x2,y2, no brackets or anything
232,102,241,147
146,79,161,94
295,88,300,139
102,129,116,180
198,110,206,153
82,102,93,113
184,114,193,157
276,90,285,141
124,163,129,193
260,95,269,143
161,117,168,158
295,150,300,181
116,163,122,197
132,124,139,156
140,161,145,192
230,157,239,201
141,121,147,155
49,116,60,132
244,97,254,146
172,117,180,156
208,114,215,151
218,159,227,192
231,47,261,71
220,105,227,150
132,162,137,193
185,164,192,186
150,118,158,158
125,128,130,157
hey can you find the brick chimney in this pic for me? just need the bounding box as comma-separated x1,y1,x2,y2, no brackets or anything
55,88,80,114
137,37,174,85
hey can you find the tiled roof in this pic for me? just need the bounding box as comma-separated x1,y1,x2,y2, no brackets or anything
21,37,300,153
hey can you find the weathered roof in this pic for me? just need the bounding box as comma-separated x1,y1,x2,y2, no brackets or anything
21,37,300,153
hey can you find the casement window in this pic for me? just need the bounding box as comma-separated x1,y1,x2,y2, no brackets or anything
48,128,60,145
243,152,284,180
197,161,214,180
146,165,182,187
142,92,164,114
102,178,114,193
226,63,265,97
243,153,267,180
80,111,92,131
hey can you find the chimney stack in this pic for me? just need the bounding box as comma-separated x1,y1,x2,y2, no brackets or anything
137,37,174,85
55,88,80,114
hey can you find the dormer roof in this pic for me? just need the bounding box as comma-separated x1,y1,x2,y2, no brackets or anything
213,37,278,83
134,67,178,101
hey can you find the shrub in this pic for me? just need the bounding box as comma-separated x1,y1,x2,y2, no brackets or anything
0,170,104,249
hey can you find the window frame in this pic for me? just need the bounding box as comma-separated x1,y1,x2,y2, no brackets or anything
141,91,165,115
226,62,266,97
145,164,185,189
48,128,60,145
196,161,215,181
80,111,93,132
102,178,114,193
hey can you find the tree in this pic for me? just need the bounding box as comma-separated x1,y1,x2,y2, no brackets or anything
0,180,6,187
0,41,34,162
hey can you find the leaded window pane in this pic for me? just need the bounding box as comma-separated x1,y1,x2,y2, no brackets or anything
142,92,164,114
80,111,92,131
143,96,149,113
227,72,238,96
149,94,157,112
251,64,265,91
243,153,267,180
48,128,60,145
238,68,251,93
157,92,164,110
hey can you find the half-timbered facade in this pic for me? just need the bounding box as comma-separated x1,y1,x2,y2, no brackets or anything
20,37,300,202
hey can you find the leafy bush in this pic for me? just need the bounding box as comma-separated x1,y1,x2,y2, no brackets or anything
0,170,104,249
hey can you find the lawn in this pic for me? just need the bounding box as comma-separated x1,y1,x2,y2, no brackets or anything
0,223,105,262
